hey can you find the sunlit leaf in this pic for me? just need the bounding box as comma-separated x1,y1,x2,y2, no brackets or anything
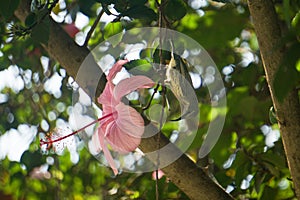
103,22,123,46
123,59,156,78
291,11,300,35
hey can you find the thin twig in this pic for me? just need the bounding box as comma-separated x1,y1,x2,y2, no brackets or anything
143,84,160,110
83,8,105,47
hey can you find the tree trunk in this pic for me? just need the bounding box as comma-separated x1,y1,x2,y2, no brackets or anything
247,0,300,198
14,1,233,199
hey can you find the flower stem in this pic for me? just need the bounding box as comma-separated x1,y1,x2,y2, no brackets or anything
40,112,114,146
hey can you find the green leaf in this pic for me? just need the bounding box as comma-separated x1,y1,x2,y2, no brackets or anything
20,150,44,172
125,59,158,81
0,0,20,19
233,151,251,186
260,185,278,200
273,43,300,102
257,152,287,170
164,0,187,21
140,48,153,60
78,0,97,17
211,0,232,3
95,0,116,4
35,8,49,22
187,123,207,150
103,22,123,46
254,170,266,193
113,0,129,13
128,0,147,7
231,63,262,88
124,59,151,71
210,131,238,166
262,161,280,177
32,17,50,44
291,11,300,35
104,21,123,39
25,12,37,27
122,5,156,21
153,46,171,64
235,161,252,187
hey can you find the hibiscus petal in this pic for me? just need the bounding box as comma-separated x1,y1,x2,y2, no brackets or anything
113,76,155,101
107,60,129,82
116,103,144,137
91,129,102,152
96,126,118,175
98,82,113,104
97,83,119,115
107,127,141,153
105,103,144,152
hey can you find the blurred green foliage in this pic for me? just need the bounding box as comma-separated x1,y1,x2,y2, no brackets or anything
0,0,299,199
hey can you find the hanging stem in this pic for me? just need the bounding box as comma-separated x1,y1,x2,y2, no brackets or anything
155,0,167,199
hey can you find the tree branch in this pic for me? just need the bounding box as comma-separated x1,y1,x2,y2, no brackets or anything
247,0,300,197
15,1,233,199
142,124,233,200
14,0,106,99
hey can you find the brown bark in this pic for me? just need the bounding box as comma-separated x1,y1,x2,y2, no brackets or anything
142,124,233,200
14,1,233,199
0,191,13,200
247,0,300,198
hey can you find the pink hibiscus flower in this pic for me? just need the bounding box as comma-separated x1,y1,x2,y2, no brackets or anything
40,60,155,175
92,60,155,175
